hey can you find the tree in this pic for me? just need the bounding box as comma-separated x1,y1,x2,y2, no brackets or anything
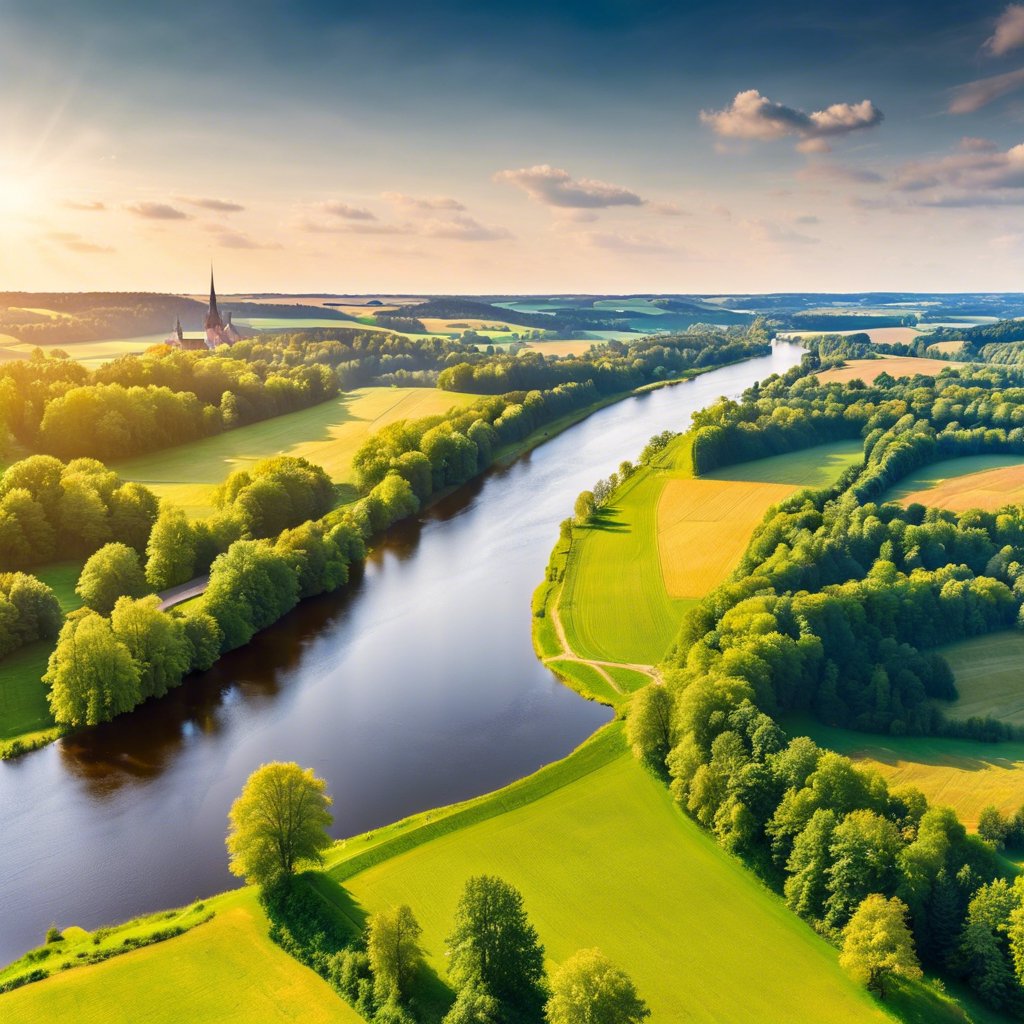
573,490,595,525
545,948,649,1024
226,762,333,886
76,542,149,614
957,878,1021,1010
441,982,500,1024
446,876,546,1013
109,595,191,699
368,905,424,1004
840,895,921,999
978,806,1009,850
44,610,142,726
145,506,197,589
825,810,903,928
626,685,673,769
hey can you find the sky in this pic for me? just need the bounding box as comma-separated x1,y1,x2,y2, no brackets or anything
2,0,1024,294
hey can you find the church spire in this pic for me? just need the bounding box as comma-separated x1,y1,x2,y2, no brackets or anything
204,265,224,330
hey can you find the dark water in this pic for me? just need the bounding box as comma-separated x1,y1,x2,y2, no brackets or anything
0,343,804,963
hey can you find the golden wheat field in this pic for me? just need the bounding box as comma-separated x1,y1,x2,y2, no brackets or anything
657,479,796,598
815,356,966,385
928,340,965,355
898,463,1024,511
524,339,604,357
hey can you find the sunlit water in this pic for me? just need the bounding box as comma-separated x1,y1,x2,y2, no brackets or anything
0,343,804,962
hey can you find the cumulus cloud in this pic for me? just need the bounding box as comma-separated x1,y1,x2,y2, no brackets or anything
180,196,245,213
124,201,189,220
62,199,105,211
798,162,884,184
319,200,377,220
45,231,114,253
382,192,466,212
988,4,1024,55
494,164,645,208
893,139,1024,195
700,90,883,150
949,67,1024,113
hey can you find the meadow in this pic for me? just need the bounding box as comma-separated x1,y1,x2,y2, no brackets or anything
0,333,167,367
791,717,1024,828
0,889,361,1024
939,631,1024,728
111,387,477,517
323,725,895,1024
815,356,968,385
884,456,1024,511
557,437,863,666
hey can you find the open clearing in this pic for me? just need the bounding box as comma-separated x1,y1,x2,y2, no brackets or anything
884,455,1024,511
325,725,892,1024
0,890,361,1024
939,631,1024,727
929,340,966,356
815,356,967,385
0,334,167,367
792,717,1024,828
559,438,862,665
523,339,605,357
111,387,477,517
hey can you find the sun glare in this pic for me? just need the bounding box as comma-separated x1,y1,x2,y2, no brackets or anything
0,173,37,215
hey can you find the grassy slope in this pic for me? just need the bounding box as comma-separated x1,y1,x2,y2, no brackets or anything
111,387,477,518
940,631,1024,727
323,725,891,1024
789,716,1024,828
557,437,863,666
0,889,361,1024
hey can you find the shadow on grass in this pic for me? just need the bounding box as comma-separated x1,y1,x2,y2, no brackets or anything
306,870,457,1023
580,506,630,533
878,976,1012,1024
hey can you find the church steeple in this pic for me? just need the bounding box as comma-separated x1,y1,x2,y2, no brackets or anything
204,265,224,330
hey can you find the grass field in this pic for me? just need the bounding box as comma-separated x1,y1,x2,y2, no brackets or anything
0,334,167,367
323,724,893,1024
32,561,83,613
558,437,863,665
884,458,1024,509
816,356,967,385
0,642,54,748
0,889,361,1024
523,339,605,357
791,717,1024,828
883,456,1024,511
929,340,966,356
939,631,1024,727
111,387,477,517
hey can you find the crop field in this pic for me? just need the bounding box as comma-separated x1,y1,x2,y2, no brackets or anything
0,889,361,1024
883,455,1024,511
792,717,1024,828
523,339,606,357
325,726,891,1024
928,340,966,355
815,356,967,385
111,387,477,517
938,631,1024,727
0,334,167,367
559,437,863,666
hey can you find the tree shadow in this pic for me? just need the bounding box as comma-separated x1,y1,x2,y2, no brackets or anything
581,506,630,533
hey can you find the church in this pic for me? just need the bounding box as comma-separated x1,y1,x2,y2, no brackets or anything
166,270,242,350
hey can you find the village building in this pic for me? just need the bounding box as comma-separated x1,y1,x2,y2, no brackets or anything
166,270,242,350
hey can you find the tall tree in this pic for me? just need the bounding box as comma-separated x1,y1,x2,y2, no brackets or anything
626,685,674,769
226,762,333,886
840,895,921,1000
545,948,650,1024
367,905,424,1004
109,595,191,699
76,542,149,615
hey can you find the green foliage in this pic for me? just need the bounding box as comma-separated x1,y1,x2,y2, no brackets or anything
545,948,650,1024
441,982,501,1024
840,895,921,1000
0,572,62,658
109,595,191,700
145,506,199,589
227,762,333,885
367,905,424,1005
445,876,546,1017
76,542,149,614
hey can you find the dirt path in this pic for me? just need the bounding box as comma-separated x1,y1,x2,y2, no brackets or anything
156,574,210,611
544,587,659,694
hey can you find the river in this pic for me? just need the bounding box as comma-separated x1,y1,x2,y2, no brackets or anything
0,342,804,963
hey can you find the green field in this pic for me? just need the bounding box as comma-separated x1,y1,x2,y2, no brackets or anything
881,455,1024,506
940,631,1024,727
111,387,477,517
323,725,892,1024
557,438,863,667
0,889,361,1024
0,642,55,750
790,716,1024,828
32,561,84,614
0,333,167,367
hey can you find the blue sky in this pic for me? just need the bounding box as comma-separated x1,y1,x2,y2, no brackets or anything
2,0,1024,292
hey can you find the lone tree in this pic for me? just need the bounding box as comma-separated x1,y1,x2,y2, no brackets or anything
446,876,546,1014
76,542,149,615
368,904,424,1004
839,894,921,1000
226,762,333,886
545,948,650,1024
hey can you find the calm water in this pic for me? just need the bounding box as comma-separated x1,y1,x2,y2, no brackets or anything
0,343,804,962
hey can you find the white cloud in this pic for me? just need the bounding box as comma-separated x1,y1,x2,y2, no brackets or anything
124,201,189,220
179,196,245,213
949,67,1024,113
893,139,1024,196
494,164,645,208
700,90,883,151
319,200,377,220
987,4,1024,56
382,192,466,212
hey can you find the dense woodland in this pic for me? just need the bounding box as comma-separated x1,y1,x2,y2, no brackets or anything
627,358,1024,1014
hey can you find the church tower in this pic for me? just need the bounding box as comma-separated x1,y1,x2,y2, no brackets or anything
204,267,224,330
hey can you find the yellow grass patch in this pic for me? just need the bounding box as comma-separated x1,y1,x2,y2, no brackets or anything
899,463,1024,512
657,479,796,598
418,317,515,334
524,340,604,357
928,340,965,355
815,356,966,385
